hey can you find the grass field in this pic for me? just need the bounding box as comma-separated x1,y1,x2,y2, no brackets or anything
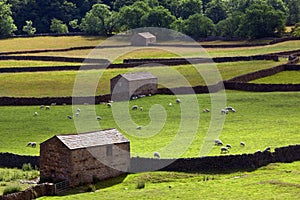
0,60,285,97
251,71,300,84
0,60,80,68
38,161,300,199
0,91,299,158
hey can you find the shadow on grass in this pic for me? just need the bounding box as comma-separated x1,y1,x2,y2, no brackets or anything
57,174,128,196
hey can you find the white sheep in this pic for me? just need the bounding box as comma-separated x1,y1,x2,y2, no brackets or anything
75,112,80,117
176,99,181,104
26,142,36,148
169,103,173,106
140,107,143,111
51,102,56,106
107,103,112,108
132,105,138,110
226,106,236,112
221,109,228,114
240,142,245,147
203,108,210,113
153,152,160,159
136,126,142,130
34,112,38,116
76,108,81,112
96,116,102,120
39,105,44,109
45,106,50,110
220,147,229,154
214,139,223,146
226,144,232,149
67,115,73,119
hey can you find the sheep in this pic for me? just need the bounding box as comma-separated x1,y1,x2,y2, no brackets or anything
226,106,236,113
39,105,44,109
240,142,246,147
148,94,152,97
107,103,112,108
140,107,143,111
26,142,36,148
76,108,81,112
136,126,142,130
50,102,56,106
34,112,38,116
75,112,80,117
220,147,229,154
176,99,181,104
45,106,50,110
203,108,210,113
96,116,102,120
214,139,223,146
221,109,228,114
226,144,232,149
263,146,271,152
169,103,173,106
67,115,73,119
108,100,114,103
131,96,138,100
132,105,138,110
153,152,160,159
62,103,67,106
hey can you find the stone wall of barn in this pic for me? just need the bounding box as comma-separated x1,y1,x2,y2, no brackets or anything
69,142,130,187
129,79,158,97
40,137,72,183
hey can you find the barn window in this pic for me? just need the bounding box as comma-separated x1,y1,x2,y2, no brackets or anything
106,145,112,157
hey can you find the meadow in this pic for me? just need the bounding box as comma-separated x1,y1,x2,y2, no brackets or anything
38,161,300,199
0,60,285,97
251,71,300,84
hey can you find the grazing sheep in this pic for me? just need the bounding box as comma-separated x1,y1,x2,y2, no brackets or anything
67,115,73,119
45,106,50,110
26,142,36,148
75,112,80,117
39,105,44,109
108,100,114,103
50,103,56,106
107,103,112,108
169,103,173,106
176,99,181,104
214,139,223,146
140,107,143,111
96,116,102,120
221,109,228,114
240,142,245,147
132,105,138,110
136,126,142,130
203,108,210,113
34,112,38,116
148,94,152,97
76,108,81,112
154,152,160,159
138,95,146,98
226,144,232,149
62,103,67,106
131,96,138,100
220,147,229,154
263,146,271,152
226,106,236,113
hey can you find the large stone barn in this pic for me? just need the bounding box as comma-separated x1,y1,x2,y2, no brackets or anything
131,32,156,46
40,129,130,187
110,71,158,101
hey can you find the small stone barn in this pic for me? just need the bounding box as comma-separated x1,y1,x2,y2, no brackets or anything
40,129,130,187
131,32,156,46
110,71,158,101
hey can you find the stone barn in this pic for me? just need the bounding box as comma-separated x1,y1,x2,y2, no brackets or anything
131,32,156,46
110,71,158,101
40,128,130,187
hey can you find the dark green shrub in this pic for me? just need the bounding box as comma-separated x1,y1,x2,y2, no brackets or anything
22,163,33,171
3,185,22,195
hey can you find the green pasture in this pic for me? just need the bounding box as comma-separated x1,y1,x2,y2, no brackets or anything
0,60,285,97
251,71,300,84
0,60,80,68
38,161,300,200
0,91,299,158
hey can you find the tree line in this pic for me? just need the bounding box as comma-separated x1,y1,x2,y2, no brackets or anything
1,0,300,39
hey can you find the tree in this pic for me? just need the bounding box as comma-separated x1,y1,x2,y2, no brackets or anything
183,13,215,38
141,6,176,28
205,0,227,24
285,0,300,25
0,0,17,37
50,18,69,33
22,20,36,35
69,19,79,30
239,3,286,38
178,0,203,19
80,3,117,35
216,12,244,37
118,1,150,30
291,22,300,37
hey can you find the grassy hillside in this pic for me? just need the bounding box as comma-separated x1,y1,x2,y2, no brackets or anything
0,91,299,157
251,71,300,84
38,161,300,200
0,60,285,97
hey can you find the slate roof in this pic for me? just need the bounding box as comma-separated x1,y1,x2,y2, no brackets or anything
54,128,129,150
137,32,156,39
120,72,157,81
